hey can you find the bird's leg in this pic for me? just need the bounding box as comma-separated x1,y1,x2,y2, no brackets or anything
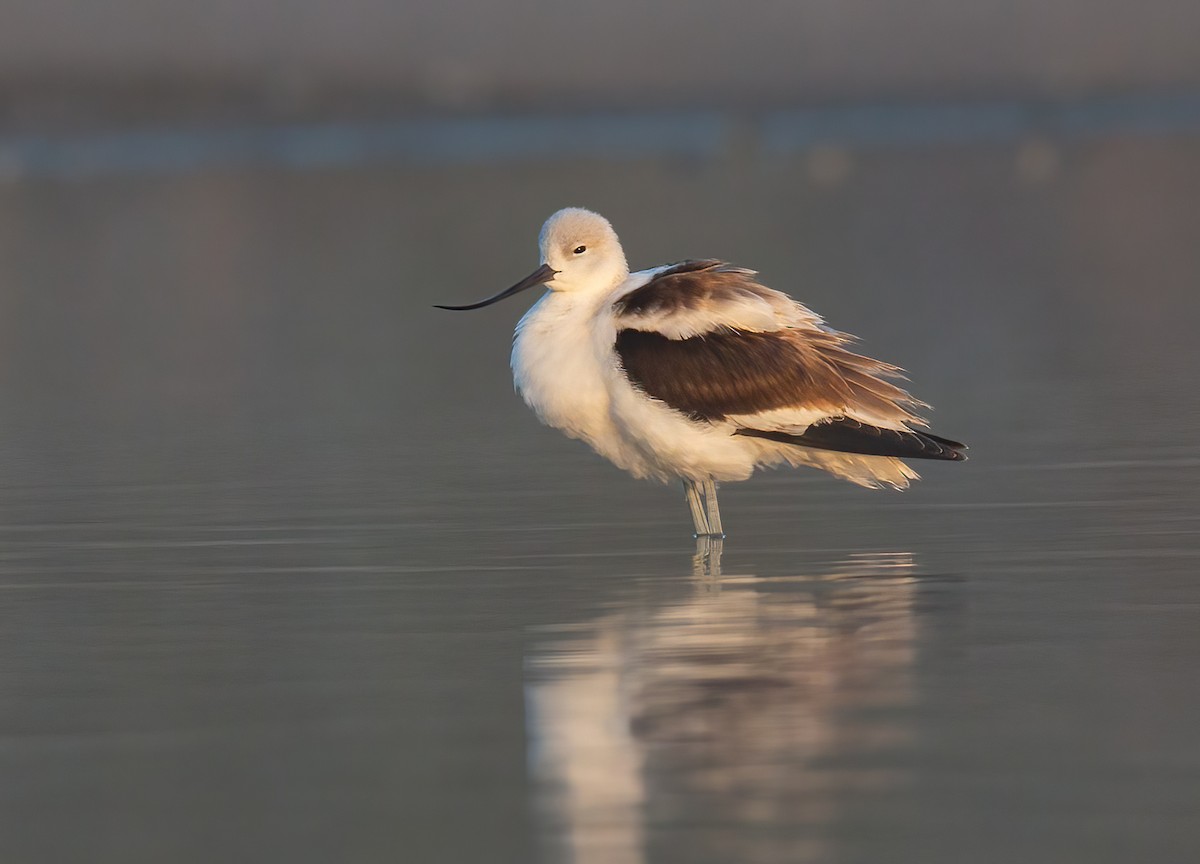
692,535,724,581
683,479,711,536
702,479,725,539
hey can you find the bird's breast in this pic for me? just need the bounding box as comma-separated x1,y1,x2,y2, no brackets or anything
511,294,617,444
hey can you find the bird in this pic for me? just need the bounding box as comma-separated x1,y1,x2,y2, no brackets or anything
436,207,965,538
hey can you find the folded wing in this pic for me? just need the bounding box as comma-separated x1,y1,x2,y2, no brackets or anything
613,260,929,434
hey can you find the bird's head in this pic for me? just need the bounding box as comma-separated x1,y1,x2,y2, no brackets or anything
435,207,629,311
537,208,629,293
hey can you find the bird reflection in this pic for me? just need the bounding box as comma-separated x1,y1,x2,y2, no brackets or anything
525,542,919,864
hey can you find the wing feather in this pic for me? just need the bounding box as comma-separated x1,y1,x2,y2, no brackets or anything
613,260,814,338
611,260,927,431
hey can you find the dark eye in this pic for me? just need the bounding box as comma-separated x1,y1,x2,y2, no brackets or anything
573,245,587,254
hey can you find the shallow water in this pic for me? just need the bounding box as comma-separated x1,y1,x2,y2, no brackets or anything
1,128,1199,862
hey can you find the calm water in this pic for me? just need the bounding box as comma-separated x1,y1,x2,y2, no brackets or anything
1,127,1199,862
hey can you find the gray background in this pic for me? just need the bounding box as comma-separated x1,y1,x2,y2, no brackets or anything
2,4,1200,864
3,0,1200,126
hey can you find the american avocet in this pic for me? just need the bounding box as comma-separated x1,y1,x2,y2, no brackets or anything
437,207,966,537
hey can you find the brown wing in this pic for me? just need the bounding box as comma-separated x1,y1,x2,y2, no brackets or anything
614,260,767,318
614,326,925,426
612,259,928,429
613,260,808,338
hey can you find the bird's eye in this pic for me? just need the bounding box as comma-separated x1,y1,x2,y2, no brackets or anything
573,245,587,255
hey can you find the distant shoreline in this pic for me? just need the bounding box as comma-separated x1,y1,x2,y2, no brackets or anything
2,92,1199,181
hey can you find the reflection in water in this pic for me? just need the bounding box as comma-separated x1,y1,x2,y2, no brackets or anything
526,543,920,863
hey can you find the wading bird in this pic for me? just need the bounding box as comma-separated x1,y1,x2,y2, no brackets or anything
437,208,965,537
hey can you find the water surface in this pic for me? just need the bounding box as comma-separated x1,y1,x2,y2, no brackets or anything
1,128,1198,862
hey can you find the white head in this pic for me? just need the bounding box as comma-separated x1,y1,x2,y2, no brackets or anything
434,207,629,312
538,208,629,293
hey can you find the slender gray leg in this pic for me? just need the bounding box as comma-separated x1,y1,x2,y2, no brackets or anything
692,535,724,580
702,478,725,538
683,479,710,537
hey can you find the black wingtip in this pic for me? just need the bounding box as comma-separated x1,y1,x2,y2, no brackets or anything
736,418,969,462
922,432,969,452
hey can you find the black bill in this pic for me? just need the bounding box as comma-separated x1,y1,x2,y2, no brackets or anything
434,263,559,311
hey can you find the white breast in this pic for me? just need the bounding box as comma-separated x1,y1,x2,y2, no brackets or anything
511,290,633,467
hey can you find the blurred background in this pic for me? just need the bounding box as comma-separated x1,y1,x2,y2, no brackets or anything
1,3,1199,864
